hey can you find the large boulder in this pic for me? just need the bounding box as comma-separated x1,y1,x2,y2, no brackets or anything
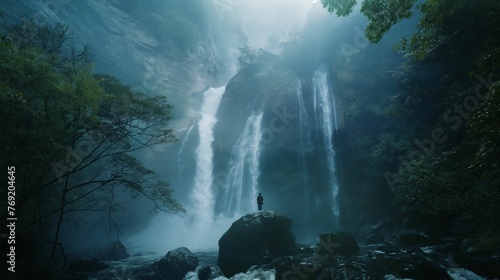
317,231,359,256
217,211,295,277
158,247,198,280
184,265,224,280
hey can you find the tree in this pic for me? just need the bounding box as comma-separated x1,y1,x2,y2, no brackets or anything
321,0,417,43
321,0,357,17
321,0,500,248
385,0,500,248
3,20,93,74
0,20,184,269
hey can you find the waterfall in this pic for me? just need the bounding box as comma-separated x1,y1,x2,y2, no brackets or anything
296,80,312,222
186,70,339,229
178,125,195,156
222,112,264,215
312,70,340,226
297,80,312,148
177,124,195,168
191,87,225,224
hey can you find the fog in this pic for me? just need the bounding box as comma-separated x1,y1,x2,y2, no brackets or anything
124,0,329,254
3,0,498,278
0,0,429,267
129,1,373,253
125,0,424,254
216,0,314,53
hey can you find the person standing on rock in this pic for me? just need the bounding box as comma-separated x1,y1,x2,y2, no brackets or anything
257,193,264,211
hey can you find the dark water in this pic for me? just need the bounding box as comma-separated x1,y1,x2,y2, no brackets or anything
85,245,497,280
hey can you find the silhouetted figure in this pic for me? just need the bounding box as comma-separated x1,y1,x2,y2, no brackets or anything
257,193,264,211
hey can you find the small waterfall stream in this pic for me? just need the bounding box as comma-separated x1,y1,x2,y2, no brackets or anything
222,112,264,215
296,79,312,223
312,70,340,227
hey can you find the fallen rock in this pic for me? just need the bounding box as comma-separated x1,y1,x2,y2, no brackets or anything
196,264,224,280
158,247,198,280
357,218,395,245
102,240,129,261
294,243,315,254
364,233,383,244
358,218,393,237
217,211,295,277
317,231,359,256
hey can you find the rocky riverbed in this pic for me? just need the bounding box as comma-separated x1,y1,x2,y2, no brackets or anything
67,243,497,280
39,211,500,280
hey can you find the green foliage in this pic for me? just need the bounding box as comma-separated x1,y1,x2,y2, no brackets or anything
0,20,183,259
0,43,67,180
2,20,93,74
321,0,417,43
382,0,500,247
321,0,357,17
393,152,472,215
371,133,411,168
361,0,416,43
467,83,500,183
322,0,499,242
398,0,500,62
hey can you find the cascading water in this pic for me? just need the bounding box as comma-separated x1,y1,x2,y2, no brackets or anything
222,112,264,215
124,0,322,254
296,80,312,222
182,68,340,236
297,79,312,150
177,124,195,171
312,70,340,227
191,86,226,224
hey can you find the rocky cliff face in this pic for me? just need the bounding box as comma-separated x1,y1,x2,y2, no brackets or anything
1,0,229,126
211,54,341,237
